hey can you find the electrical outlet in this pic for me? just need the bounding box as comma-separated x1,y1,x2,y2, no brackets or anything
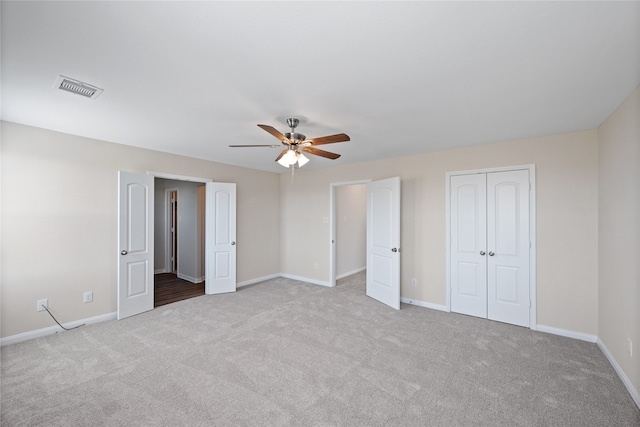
83,291,93,303
629,339,633,357
37,299,48,312
411,278,417,287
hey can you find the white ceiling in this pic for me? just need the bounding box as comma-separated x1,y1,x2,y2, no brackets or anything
2,1,639,173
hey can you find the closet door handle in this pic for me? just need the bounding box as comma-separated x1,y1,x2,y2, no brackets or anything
231,241,236,246
120,250,128,255
488,251,495,256
480,251,485,256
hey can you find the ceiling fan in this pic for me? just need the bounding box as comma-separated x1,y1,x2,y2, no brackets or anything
229,118,350,169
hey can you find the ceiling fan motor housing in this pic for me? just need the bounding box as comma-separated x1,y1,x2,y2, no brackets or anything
286,118,300,129
284,132,306,143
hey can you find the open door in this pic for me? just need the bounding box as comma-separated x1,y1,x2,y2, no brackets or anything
117,171,154,319
366,177,401,309
205,182,237,294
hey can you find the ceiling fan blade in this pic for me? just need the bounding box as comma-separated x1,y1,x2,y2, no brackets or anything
301,146,341,160
258,124,290,143
306,133,350,146
275,149,288,162
229,144,280,148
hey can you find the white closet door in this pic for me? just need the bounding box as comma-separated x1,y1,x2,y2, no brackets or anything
487,170,530,327
450,174,488,318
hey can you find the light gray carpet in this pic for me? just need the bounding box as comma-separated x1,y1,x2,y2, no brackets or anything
2,272,639,426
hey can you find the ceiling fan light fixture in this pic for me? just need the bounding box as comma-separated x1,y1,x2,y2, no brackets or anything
296,152,310,167
284,150,298,165
277,155,290,167
277,149,298,167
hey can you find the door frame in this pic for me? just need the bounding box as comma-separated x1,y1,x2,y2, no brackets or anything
118,171,213,317
445,164,537,329
164,188,178,274
329,179,371,287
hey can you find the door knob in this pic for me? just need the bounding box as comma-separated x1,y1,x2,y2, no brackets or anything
488,251,495,256
480,251,485,256
120,250,128,255
231,241,236,246
391,248,398,253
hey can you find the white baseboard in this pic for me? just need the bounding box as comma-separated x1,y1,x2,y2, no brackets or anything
154,269,166,274
400,297,448,312
597,338,640,409
280,273,331,287
0,312,117,347
536,324,597,343
177,273,204,284
237,274,281,288
336,267,366,280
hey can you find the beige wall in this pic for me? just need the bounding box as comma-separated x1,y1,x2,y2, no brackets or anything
280,129,599,335
0,122,281,337
0,121,602,341
598,86,639,394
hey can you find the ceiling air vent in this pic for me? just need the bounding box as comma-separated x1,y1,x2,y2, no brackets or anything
54,75,103,99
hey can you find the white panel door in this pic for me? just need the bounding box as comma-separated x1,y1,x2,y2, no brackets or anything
487,170,530,327
205,182,237,295
117,171,154,320
450,174,488,318
366,177,401,310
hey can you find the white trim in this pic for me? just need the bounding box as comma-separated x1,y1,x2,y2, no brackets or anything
329,179,372,288
237,273,281,288
148,171,212,183
154,268,167,274
445,173,451,311
1,312,117,347
445,164,537,329
400,297,448,312
597,338,640,409
528,166,537,329
177,272,204,284
336,267,366,280
280,273,331,287
164,187,179,274
536,324,597,343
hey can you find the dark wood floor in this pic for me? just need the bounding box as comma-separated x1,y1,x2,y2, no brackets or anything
154,273,205,307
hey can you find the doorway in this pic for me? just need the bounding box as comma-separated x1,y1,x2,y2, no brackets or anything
118,172,238,319
329,177,401,310
154,178,206,306
330,180,370,287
